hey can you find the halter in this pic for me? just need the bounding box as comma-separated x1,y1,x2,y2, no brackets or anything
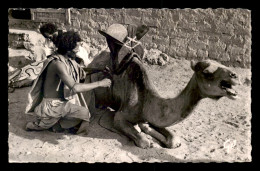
123,36,142,50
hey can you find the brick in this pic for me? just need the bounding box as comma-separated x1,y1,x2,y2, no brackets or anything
150,9,163,19
168,46,177,57
230,35,245,48
208,40,226,52
176,47,187,57
197,49,209,58
152,36,169,45
196,20,213,32
125,8,142,18
230,45,246,55
124,16,142,25
157,44,167,53
187,48,197,58
177,21,197,32
216,22,235,35
96,8,109,15
188,41,207,50
148,27,159,35
208,51,220,59
108,14,125,24
157,29,169,37
219,52,231,62
142,17,160,27
169,10,180,22
159,18,177,29
168,28,179,38
170,38,188,48
96,15,108,23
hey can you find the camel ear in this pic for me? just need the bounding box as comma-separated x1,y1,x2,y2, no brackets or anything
135,25,149,40
127,24,137,38
203,63,218,74
190,60,196,71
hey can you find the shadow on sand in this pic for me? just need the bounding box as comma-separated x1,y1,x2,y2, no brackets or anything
81,110,186,162
9,93,184,162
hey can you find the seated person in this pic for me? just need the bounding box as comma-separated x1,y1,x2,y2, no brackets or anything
39,22,60,57
8,23,91,90
8,23,61,89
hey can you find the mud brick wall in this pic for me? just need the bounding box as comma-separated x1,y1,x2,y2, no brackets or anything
9,8,251,68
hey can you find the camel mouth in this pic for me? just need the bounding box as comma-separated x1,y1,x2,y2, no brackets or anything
220,80,238,98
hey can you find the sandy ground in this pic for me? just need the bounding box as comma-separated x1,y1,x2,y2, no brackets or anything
8,58,251,163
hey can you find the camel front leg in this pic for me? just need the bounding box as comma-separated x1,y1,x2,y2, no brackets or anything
114,112,151,149
138,123,181,148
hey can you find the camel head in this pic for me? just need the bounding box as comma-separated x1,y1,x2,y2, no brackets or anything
191,60,239,100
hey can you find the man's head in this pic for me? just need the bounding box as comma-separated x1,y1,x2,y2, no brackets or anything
39,23,58,40
57,31,82,56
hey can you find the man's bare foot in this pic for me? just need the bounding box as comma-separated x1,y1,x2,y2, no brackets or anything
76,121,90,135
25,122,45,131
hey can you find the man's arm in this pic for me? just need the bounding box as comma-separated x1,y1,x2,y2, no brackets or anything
82,67,103,74
82,66,112,78
54,61,111,93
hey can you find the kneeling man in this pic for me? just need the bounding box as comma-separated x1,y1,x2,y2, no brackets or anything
25,31,111,134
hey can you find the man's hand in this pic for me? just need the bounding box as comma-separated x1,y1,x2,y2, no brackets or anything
102,66,113,78
99,78,112,88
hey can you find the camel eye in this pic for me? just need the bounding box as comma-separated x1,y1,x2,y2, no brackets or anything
203,73,214,80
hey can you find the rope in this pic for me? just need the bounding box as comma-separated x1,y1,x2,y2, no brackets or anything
123,36,142,50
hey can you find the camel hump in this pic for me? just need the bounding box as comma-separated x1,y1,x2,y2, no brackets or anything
128,57,160,97
87,50,112,70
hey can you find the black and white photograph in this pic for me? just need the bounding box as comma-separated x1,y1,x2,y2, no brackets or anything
8,7,252,163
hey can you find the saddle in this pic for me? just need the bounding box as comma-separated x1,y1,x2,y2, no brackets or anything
113,24,149,75
81,24,149,78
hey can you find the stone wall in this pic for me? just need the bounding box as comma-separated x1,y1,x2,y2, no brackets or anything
9,8,251,68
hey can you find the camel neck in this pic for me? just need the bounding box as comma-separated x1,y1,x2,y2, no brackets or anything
175,74,203,119
144,73,204,127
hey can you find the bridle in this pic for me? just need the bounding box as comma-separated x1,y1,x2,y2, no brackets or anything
85,36,143,78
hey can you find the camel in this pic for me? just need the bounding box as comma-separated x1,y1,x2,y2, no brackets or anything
83,25,240,149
